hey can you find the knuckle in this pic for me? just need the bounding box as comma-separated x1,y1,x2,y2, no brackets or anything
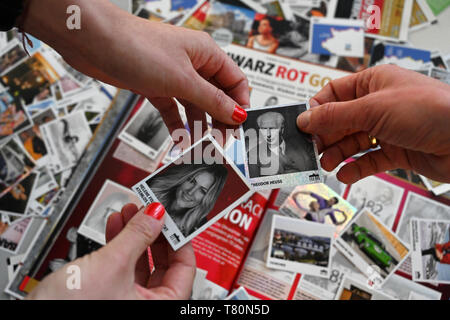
316,102,336,127
212,87,227,111
197,30,213,44
126,219,156,244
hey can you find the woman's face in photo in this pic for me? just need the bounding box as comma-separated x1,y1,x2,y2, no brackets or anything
174,171,215,210
258,19,273,35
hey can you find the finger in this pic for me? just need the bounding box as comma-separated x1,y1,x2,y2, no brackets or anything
297,94,380,136
336,149,395,184
211,118,239,149
108,203,166,265
320,132,375,172
311,69,372,106
148,97,185,137
145,242,196,299
105,212,123,243
195,43,250,107
178,99,208,144
121,203,140,224
184,72,248,126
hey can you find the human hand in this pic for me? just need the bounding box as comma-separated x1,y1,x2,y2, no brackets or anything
297,65,450,184
22,0,249,137
27,203,196,299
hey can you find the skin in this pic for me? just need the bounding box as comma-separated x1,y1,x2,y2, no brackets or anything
173,171,214,211
297,65,450,184
27,204,196,299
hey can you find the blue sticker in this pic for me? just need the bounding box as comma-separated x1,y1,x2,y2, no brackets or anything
384,44,431,63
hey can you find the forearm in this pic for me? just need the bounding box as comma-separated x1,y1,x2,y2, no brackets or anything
21,0,123,63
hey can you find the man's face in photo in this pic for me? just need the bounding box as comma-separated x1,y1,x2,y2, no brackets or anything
257,113,284,147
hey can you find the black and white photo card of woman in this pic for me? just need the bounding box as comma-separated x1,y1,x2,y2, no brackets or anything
133,135,254,250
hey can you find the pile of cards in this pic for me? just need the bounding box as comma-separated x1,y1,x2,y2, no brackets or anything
0,31,116,256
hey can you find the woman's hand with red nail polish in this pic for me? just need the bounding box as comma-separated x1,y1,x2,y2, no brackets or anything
22,0,250,137
27,203,196,300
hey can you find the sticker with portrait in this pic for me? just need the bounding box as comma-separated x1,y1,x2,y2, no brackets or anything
0,90,31,141
133,135,254,251
309,17,365,57
410,218,450,285
18,106,57,166
0,172,38,216
0,50,63,106
119,101,171,160
280,183,357,236
335,210,410,288
396,192,450,246
0,40,28,76
267,214,335,278
240,103,322,190
40,111,92,173
0,216,33,254
0,137,36,198
78,180,142,245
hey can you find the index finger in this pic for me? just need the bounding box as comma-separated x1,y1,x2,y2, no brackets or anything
149,242,196,299
312,69,371,106
196,44,250,107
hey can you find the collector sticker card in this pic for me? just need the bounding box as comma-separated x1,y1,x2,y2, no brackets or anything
0,137,36,198
280,183,357,236
410,218,450,285
335,210,410,287
335,276,394,300
0,90,31,140
40,111,92,173
133,135,253,250
78,180,142,245
240,103,322,190
267,215,335,278
118,101,171,160
345,175,405,229
309,17,365,57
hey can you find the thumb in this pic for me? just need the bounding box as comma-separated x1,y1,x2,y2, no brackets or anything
184,73,248,125
297,95,378,136
109,203,165,265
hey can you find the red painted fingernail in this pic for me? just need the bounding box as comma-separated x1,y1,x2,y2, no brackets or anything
232,105,247,123
144,203,165,220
